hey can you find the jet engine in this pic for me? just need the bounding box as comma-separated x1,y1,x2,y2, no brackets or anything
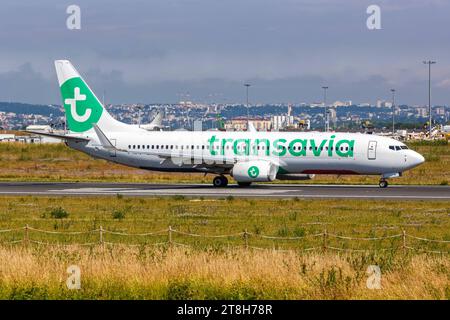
231,160,278,182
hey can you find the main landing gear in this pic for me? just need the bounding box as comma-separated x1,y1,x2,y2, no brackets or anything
379,179,388,188
213,175,228,187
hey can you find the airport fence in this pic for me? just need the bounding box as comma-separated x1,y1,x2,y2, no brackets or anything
0,225,449,254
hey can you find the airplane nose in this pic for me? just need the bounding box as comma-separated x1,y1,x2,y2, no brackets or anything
409,152,425,168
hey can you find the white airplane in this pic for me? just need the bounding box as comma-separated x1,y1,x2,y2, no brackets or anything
28,60,425,188
137,110,165,131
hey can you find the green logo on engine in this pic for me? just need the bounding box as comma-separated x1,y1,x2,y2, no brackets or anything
248,166,259,178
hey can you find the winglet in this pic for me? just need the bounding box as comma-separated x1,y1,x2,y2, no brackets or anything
247,122,257,132
92,124,115,149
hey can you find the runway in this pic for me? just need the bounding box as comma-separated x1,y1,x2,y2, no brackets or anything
0,182,449,200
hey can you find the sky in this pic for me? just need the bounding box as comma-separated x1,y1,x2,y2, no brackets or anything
0,0,450,105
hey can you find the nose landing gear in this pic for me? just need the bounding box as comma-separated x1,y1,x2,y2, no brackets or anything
213,175,228,187
379,179,388,188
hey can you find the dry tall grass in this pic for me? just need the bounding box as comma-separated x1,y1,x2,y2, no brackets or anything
0,245,449,299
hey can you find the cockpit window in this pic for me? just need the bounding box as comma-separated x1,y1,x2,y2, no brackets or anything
389,145,408,151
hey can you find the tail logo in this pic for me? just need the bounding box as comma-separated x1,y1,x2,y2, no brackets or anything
60,77,103,132
65,87,91,122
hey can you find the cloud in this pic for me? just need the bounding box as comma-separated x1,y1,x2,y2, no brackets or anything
0,63,59,104
0,0,449,104
437,79,450,89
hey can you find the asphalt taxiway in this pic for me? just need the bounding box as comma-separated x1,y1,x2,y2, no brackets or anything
0,182,448,200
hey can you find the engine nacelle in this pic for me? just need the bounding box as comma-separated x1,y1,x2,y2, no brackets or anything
231,161,278,182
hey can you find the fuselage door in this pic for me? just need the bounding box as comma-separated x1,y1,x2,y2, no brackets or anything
367,141,377,160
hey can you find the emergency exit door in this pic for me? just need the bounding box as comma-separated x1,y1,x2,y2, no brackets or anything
367,141,377,160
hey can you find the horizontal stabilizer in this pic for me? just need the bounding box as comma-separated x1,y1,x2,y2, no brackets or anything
24,130,90,142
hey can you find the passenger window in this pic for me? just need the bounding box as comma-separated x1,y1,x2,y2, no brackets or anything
128,145,131,149
133,145,136,149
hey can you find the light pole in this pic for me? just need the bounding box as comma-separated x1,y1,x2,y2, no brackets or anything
423,60,436,138
390,89,395,136
244,83,251,129
137,105,143,128
322,86,328,131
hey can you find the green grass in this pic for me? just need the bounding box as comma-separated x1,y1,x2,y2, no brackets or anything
0,196,449,299
0,196,449,252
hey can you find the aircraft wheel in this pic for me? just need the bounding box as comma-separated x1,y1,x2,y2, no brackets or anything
379,180,388,188
213,175,228,187
237,182,252,187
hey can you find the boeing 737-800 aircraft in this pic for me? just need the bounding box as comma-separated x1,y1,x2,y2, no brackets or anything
28,60,425,188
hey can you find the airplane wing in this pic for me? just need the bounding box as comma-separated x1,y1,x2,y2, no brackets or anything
142,148,283,172
24,130,91,142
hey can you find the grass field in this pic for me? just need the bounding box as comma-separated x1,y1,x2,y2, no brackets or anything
0,141,448,185
1,246,449,299
0,140,448,299
0,196,449,299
